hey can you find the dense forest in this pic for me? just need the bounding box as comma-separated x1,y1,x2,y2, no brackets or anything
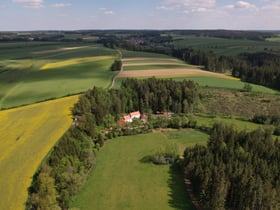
184,123,280,210
27,78,199,209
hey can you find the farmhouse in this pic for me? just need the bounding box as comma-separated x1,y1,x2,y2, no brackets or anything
118,111,148,126
123,111,141,123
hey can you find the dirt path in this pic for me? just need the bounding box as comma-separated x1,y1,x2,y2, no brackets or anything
109,50,123,89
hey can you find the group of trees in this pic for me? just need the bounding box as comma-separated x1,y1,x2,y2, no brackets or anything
184,123,280,210
27,78,199,209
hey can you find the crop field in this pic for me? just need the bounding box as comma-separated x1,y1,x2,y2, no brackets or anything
71,130,208,210
0,95,79,210
116,52,278,94
173,76,278,94
170,35,280,56
121,50,172,58
0,42,118,109
119,55,237,81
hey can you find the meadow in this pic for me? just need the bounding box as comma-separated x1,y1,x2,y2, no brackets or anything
170,35,280,56
0,42,118,109
121,50,172,58
71,130,208,210
0,95,79,210
173,76,278,94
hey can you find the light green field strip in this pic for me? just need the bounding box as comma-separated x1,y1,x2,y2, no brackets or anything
40,55,114,70
0,95,79,210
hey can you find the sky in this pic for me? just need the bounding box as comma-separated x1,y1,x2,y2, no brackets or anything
0,0,279,31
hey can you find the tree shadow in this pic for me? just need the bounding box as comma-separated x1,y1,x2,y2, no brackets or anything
168,164,196,210
139,155,152,164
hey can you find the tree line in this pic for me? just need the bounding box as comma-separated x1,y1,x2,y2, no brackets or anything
27,78,199,209
171,48,280,90
184,123,280,210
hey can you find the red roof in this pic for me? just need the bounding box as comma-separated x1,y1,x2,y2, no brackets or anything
123,115,131,121
130,111,140,117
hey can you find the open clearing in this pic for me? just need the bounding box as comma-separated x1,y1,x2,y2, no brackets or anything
71,130,208,210
0,95,78,210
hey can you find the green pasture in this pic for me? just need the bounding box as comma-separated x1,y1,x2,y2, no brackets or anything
194,114,273,133
71,130,208,210
173,76,278,94
122,59,185,64
121,50,172,58
0,42,118,109
171,36,280,56
266,34,280,42
123,64,200,71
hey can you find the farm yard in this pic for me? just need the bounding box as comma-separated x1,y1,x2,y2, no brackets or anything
71,130,208,210
0,95,79,210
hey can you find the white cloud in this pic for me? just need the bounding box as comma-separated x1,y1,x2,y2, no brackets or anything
192,7,208,12
157,6,173,11
98,7,115,15
104,10,114,15
159,0,216,13
51,3,72,8
12,0,44,8
224,1,257,10
236,1,256,10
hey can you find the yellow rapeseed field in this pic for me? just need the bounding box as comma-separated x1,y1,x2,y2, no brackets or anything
40,55,114,70
0,95,79,210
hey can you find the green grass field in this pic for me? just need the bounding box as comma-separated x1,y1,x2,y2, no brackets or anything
123,64,200,71
0,42,118,109
171,35,280,56
122,50,172,58
71,130,208,210
194,115,269,131
173,76,279,94
122,59,185,64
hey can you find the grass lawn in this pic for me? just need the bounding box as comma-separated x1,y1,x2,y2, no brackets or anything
71,130,208,210
0,95,79,210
